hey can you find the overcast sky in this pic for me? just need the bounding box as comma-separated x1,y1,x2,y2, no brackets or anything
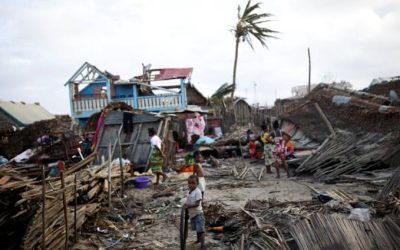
1,0,399,114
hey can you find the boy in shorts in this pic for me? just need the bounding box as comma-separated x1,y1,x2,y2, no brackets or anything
184,175,206,248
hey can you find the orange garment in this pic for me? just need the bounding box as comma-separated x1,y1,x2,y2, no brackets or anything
285,140,294,156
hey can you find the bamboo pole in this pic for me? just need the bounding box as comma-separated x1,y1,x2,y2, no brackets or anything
59,161,69,250
74,173,77,243
314,102,336,138
41,165,46,250
108,142,112,208
258,167,265,181
116,131,124,198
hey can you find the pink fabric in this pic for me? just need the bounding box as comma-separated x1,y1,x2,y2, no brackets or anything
273,138,286,164
186,115,205,144
91,112,106,149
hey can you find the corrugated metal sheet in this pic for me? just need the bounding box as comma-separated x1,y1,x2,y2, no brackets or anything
104,111,161,125
0,101,54,126
96,111,164,168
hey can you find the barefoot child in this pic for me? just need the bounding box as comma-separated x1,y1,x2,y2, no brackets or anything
193,151,206,197
185,175,206,248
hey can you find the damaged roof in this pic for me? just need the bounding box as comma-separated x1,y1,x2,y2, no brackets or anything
277,83,400,142
135,68,193,81
0,100,55,127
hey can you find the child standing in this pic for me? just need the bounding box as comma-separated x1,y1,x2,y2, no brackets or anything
193,151,206,197
185,175,206,248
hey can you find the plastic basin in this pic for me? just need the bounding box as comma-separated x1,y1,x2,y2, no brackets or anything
133,176,151,188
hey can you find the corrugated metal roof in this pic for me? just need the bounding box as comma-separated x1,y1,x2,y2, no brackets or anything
0,101,55,126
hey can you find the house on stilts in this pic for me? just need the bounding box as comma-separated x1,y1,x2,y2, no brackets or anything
65,62,197,124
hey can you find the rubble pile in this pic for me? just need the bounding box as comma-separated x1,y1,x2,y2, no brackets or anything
295,131,400,181
378,167,400,200
203,195,400,250
291,213,400,249
203,199,351,249
213,125,249,146
0,159,131,249
280,84,400,142
363,79,400,100
73,180,188,250
0,115,80,161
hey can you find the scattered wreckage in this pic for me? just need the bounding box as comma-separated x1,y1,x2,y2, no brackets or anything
1,81,400,250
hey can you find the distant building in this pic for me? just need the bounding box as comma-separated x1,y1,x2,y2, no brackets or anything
0,100,54,130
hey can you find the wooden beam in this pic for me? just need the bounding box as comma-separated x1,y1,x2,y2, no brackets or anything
314,102,336,137
135,82,179,94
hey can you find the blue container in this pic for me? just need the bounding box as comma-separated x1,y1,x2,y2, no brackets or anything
133,176,151,188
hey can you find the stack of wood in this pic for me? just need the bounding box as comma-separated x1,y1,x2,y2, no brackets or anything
295,131,399,181
378,167,400,200
0,167,39,249
20,161,131,249
0,156,131,249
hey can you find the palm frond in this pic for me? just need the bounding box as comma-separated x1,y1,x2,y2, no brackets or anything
234,0,278,49
211,83,235,100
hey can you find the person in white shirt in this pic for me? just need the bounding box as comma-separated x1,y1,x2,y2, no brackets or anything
148,128,167,184
184,175,206,248
193,151,206,198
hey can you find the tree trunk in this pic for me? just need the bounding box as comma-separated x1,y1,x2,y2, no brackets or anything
231,36,240,99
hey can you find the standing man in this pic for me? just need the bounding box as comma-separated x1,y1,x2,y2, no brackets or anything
148,128,168,184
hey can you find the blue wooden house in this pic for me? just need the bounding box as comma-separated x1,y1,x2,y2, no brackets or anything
65,62,194,124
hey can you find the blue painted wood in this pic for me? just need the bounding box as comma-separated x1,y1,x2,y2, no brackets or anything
67,66,188,121
180,78,187,110
106,79,111,102
133,85,138,108
68,84,74,119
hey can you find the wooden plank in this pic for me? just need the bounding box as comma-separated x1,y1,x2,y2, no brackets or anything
0,175,11,185
314,102,336,137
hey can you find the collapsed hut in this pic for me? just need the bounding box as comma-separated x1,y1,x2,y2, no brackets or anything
275,83,400,181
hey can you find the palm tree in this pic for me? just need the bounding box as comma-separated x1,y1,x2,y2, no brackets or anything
231,0,277,98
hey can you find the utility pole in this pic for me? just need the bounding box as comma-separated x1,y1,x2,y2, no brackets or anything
308,48,311,94
253,82,257,106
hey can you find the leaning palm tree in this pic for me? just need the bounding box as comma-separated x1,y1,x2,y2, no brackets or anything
231,0,278,98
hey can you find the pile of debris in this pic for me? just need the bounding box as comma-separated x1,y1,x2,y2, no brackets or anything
213,125,249,146
291,213,400,249
277,83,400,181
0,158,131,249
295,131,400,181
363,78,400,101
204,193,400,250
0,115,81,164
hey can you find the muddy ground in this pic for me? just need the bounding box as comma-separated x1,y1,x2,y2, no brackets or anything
72,157,391,250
